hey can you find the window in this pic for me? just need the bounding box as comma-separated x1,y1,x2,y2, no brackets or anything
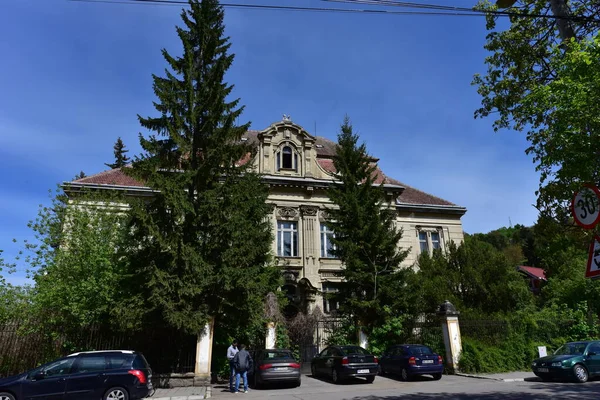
73,356,106,373
320,224,336,258
107,354,132,370
419,232,429,253
277,221,298,257
418,230,443,254
276,145,299,172
30,358,75,379
322,283,339,314
431,232,441,250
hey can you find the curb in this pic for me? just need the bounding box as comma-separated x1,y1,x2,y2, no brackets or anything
455,373,525,382
205,386,212,399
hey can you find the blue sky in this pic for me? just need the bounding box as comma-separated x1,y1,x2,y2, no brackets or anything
0,0,539,285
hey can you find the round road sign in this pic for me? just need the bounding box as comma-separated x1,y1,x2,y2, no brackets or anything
572,185,600,229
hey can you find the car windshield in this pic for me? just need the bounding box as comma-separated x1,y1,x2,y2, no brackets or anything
341,346,369,355
408,346,434,355
554,343,587,356
263,351,293,360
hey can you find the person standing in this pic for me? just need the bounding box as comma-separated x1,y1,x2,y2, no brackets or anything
233,344,253,394
227,340,239,393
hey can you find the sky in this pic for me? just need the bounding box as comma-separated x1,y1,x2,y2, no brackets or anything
0,0,540,285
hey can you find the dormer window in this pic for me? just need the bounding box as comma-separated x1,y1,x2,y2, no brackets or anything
277,145,299,172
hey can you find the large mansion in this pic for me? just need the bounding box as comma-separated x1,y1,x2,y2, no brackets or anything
66,117,466,316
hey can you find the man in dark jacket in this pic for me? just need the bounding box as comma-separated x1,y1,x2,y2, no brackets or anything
233,344,253,393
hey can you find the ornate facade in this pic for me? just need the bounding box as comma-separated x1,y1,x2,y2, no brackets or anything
68,117,467,316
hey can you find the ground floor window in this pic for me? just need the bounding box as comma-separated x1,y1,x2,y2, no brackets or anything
322,283,340,314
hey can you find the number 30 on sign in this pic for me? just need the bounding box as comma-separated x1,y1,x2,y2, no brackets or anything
572,185,600,229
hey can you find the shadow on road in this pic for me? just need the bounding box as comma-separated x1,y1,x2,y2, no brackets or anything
348,382,600,400
309,374,374,386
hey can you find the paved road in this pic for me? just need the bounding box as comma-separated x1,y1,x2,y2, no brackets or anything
211,373,600,400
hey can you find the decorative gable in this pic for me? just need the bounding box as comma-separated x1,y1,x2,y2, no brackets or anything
256,117,316,177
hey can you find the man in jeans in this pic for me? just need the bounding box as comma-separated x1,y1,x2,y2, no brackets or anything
233,344,253,394
227,340,239,393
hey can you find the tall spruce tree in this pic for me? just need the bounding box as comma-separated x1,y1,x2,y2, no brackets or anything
105,137,130,169
125,0,279,335
327,117,410,336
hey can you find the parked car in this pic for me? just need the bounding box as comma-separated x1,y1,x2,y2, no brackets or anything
0,350,153,400
310,345,378,384
248,349,301,388
379,344,443,381
532,340,600,383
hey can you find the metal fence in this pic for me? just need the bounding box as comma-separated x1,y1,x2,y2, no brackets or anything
0,322,197,377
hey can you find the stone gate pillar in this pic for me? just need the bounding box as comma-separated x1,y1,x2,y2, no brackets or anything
194,317,214,385
437,300,462,374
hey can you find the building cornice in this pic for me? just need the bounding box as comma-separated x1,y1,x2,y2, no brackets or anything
396,203,467,216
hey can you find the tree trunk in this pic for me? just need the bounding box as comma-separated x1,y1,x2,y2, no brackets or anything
549,0,576,41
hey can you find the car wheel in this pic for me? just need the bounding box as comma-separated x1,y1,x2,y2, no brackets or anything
401,368,411,381
366,376,375,384
0,392,16,400
311,363,317,377
379,366,386,376
332,368,340,384
104,387,129,400
574,364,589,383
433,373,442,380
295,379,301,387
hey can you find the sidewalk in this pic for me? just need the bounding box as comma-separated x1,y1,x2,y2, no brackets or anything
456,371,540,382
150,385,212,400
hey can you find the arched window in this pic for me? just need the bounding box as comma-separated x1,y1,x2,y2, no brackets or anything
276,145,299,172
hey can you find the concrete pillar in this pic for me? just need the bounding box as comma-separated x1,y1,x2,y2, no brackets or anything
194,317,214,385
437,300,462,374
358,328,369,349
266,322,276,349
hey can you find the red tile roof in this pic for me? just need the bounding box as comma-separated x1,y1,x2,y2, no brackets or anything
518,266,547,281
70,132,460,207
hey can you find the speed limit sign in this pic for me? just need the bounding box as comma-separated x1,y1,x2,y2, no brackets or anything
572,185,600,229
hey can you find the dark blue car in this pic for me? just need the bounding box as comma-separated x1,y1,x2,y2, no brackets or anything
0,350,153,400
379,344,443,381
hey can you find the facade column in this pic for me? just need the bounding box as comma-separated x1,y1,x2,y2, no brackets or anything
194,317,215,385
437,300,462,374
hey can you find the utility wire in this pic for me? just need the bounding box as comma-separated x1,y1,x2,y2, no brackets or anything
324,0,600,23
69,0,600,24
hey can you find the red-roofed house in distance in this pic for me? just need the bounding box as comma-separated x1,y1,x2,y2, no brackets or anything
517,266,547,295
66,117,467,317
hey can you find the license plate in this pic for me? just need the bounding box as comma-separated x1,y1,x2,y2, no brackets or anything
273,367,288,371
423,360,434,364
357,369,370,374
538,368,549,373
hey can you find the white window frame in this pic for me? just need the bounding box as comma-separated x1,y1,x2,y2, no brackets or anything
322,283,339,314
417,228,444,255
320,223,336,258
277,220,298,257
276,145,299,172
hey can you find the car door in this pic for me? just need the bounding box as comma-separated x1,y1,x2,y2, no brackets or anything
328,348,342,377
380,347,393,373
386,347,400,374
585,342,600,375
22,357,75,400
64,354,108,400
316,348,331,375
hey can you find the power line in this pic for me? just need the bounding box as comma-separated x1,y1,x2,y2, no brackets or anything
69,0,485,16
69,0,600,24
324,0,600,23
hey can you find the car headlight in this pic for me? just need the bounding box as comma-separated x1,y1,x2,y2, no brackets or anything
551,362,562,367
532,362,537,367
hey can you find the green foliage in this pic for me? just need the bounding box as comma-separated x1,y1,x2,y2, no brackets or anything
366,311,407,356
412,236,532,315
275,323,291,350
473,0,600,220
105,137,130,169
327,116,411,334
124,0,279,335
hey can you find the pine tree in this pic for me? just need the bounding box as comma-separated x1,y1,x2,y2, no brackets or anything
125,0,279,335
105,137,130,169
327,116,410,336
